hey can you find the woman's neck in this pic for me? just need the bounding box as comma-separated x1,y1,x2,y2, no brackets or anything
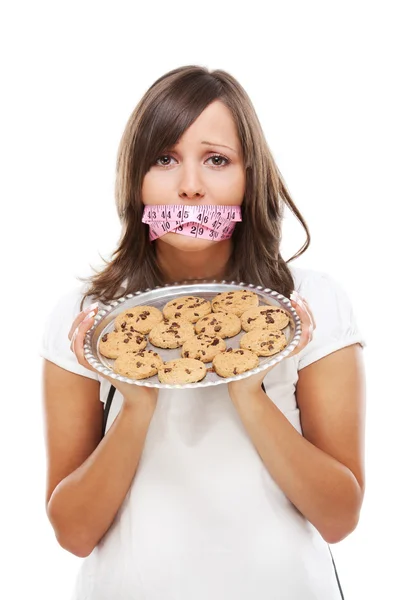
155,239,233,283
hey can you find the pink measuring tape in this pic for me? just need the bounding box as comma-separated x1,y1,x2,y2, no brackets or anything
142,205,242,241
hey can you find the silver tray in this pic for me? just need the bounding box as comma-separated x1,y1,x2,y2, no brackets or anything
84,280,302,389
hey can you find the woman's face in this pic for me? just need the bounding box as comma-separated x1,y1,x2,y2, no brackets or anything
141,100,246,252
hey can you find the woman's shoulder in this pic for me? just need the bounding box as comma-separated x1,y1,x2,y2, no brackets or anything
288,263,333,292
288,264,366,369
288,263,356,314
46,281,98,317
39,281,101,381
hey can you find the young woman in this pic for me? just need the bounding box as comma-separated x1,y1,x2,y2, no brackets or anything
41,65,366,600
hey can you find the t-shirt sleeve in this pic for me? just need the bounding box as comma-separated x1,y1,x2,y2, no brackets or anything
39,286,100,381
296,270,367,370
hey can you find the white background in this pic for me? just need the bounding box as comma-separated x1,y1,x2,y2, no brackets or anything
1,1,398,598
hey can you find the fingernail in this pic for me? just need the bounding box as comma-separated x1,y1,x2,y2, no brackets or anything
290,290,299,301
83,310,96,321
86,302,99,312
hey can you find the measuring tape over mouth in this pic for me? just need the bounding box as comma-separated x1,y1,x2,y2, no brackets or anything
142,204,242,241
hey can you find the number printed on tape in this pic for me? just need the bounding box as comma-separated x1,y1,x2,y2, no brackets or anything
142,205,242,241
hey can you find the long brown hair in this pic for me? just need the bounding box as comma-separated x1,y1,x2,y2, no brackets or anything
78,65,310,311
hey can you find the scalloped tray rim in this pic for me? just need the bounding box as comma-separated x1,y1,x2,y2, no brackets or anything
83,279,302,389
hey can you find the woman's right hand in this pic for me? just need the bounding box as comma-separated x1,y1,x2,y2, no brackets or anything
68,303,159,410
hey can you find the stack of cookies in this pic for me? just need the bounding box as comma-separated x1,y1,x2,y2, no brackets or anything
98,290,291,385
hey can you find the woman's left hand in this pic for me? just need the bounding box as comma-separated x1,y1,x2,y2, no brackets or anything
227,291,316,397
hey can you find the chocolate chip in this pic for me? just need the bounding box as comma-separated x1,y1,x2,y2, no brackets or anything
136,362,143,367
121,321,127,328
124,338,129,344
226,348,233,352
183,351,189,357
233,367,238,375
200,327,206,332
164,368,172,373
214,325,222,332
194,313,199,316
136,336,143,343
211,338,219,346
175,312,181,318
101,334,108,342
226,301,233,305
268,345,274,350
127,313,133,318
238,350,244,355
177,304,183,309
260,342,267,347
185,369,192,374
151,363,156,368
201,350,206,355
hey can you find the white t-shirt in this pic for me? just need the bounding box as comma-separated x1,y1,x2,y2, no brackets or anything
39,265,367,600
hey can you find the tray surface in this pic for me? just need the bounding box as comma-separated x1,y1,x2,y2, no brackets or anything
84,280,302,389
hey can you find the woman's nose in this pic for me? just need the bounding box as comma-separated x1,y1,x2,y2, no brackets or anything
178,163,205,200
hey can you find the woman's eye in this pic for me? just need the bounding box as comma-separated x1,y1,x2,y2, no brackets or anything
155,155,176,167
208,154,230,167
154,154,230,168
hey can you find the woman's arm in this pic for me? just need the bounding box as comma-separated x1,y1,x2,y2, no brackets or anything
228,343,366,544
43,360,157,558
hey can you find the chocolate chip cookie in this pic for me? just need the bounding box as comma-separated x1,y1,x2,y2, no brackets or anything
239,327,288,356
162,295,212,323
114,305,163,335
241,304,290,332
113,349,163,380
148,319,196,349
157,358,207,384
194,312,241,339
211,289,259,317
212,347,259,378
99,330,147,359
181,333,227,362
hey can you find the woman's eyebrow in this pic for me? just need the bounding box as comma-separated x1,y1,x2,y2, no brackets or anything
201,141,238,154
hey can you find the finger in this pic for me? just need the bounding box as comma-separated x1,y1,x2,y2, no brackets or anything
68,303,99,340
70,324,80,351
70,311,97,366
291,299,313,341
298,297,316,330
292,295,315,332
